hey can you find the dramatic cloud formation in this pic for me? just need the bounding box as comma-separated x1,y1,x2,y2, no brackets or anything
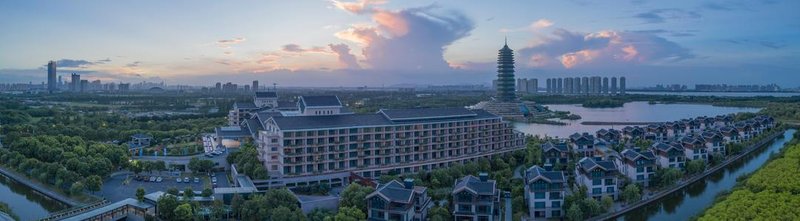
634,8,701,23
328,43,361,69
334,5,475,70
216,37,246,48
518,29,693,68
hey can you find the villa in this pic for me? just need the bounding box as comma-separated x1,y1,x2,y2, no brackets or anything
524,166,566,219
366,179,432,221
575,157,619,200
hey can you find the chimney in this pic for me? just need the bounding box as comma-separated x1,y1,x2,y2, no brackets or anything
479,172,488,182
403,178,414,189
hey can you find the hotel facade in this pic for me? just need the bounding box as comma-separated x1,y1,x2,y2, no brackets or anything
248,95,525,188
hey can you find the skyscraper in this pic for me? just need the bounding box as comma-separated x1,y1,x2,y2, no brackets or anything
47,61,56,93
620,77,626,94
252,80,259,92
603,77,609,94
70,73,80,92
611,77,618,94
495,40,516,102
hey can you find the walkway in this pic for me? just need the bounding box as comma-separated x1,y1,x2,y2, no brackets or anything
589,129,787,221
0,166,81,207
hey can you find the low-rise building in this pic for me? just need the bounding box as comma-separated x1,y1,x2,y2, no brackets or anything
701,131,725,156
366,179,432,221
680,136,708,161
616,149,656,187
569,133,595,157
596,129,621,144
575,157,619,200
541,142,569,170
622,126,644,141
451,173,500,221
652,142,686,169
718,126,740,144
524,166,566,219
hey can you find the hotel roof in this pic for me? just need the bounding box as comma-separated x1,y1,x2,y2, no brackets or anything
379,107,477,121
255,91,277,98
525,165,565,183
269,108,499,131
300,95,342,107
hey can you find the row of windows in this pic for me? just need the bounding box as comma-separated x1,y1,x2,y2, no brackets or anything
533,201,560,208
591,187,615,194
283,120,504,138
532,191,562,199
591,178,616,186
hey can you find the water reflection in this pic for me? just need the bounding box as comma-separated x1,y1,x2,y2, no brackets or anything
0,174,68,220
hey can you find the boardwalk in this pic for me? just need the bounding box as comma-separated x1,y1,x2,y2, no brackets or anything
588,129,787,221
0,166,80,207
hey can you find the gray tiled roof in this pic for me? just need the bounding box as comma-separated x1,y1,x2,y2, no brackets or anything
525,165,565,183
453,175,496,195
653,142,684,152
269,108,498,131
621,149,655,161
244,118,263,135
234,102,258,109
379,107,477,121
369,180,415,203
542,142,568,152
215,126,251,138
301,96,342,107
578,157,617,172
255,91,277,98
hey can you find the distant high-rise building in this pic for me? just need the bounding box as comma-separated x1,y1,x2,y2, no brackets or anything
252,80,259,92
573,77,581,94
602,77,609,94
495,40,516,101
581,77,589,94
118,83,130,92
47,61,57,93
557,78,563,94
620,77,626,94
546,78,552,94
611,77,618,94
70,73,80,92
80,80,88,93
215,82,222,91
529,78,538,93
244,85,251,92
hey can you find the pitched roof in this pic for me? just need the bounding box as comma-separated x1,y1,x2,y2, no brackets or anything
367,180,423,204
379,107,477,121
234,102,258,109
652,142,684,152
542,142,568,152
300,95,342,107
453,175,496,195
525,165,565,184
621,149,656,161
255,91,277,98
578,157,617,172
269,108,498,131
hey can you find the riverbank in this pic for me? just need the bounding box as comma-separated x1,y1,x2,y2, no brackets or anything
589,128,789,221
581,121,660,126
0,166,80,207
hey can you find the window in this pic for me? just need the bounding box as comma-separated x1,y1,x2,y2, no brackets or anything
534,192,546,199
605,178,615,185
552,210,561,217
458,204,471,212
551,201,561,208
592,179,601,186
550,192,561,199
592,188,602,194
535,202,546,208
606,187,615,193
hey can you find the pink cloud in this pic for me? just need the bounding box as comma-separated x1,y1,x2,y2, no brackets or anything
331,0,386,14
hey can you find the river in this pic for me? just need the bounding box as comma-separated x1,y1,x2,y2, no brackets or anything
619,129,796,221
0,173,68,221
628,91,800,97
513,102,760,138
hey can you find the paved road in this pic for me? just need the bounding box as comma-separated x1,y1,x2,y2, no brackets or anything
0,166,80,206
100,171,230,202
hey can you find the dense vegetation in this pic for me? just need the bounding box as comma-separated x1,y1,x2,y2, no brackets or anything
698,132,800,220
227,143,268,179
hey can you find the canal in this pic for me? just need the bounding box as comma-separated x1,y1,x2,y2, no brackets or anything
0,173,68,221
618,129,797,221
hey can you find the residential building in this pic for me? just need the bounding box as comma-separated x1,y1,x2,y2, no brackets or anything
575,157,618,200
718,126,740,144
701,131,725,156
541,142,569,170
524,166,566,219
569,133,595,157
452,173,500,221
680,136,708,161
645,124,667,142
596,129,621,144
615,149,656,187
622,126,644,141
652,142,686,169
366,179,432,221
47,61,57,93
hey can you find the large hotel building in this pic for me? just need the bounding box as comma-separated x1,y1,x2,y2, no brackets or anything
218,94,525,188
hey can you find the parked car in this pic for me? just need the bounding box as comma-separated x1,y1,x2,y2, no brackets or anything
149,176,156,182
176,178,182,183
184,177,190,183
210,173,216,177
205,153,213,158
156,177,163,182
194,177,200,183
211,177,217,183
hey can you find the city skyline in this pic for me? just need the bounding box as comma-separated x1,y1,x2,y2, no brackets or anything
1,0,798,87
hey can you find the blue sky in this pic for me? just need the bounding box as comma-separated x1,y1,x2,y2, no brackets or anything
0,0,798,87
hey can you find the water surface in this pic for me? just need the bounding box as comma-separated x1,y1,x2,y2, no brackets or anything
0,174,68,220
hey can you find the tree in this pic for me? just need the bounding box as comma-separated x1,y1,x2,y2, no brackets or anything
231,193,244,219
328,206,365,221
601,195,614,211
271,206,306,221
655,168,683,187
183,187,194,199
136,187,146,202
581,198,603,216
157,195,180,220
623,184,642,204
307,208,334,221
686,159,707,175
428,206,451,221
188,157,215,173
211,199,226,220
202,188,213,197
167,187,180,196
173,203,194,221
85,175,102,193
567,204,583,221
69,181,84,195
339,183,374,212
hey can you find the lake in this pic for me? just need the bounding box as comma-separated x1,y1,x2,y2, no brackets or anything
513,102,760,138
629,91,800,97
0,174,68,220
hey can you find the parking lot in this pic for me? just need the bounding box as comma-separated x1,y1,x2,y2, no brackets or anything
100,171,231,202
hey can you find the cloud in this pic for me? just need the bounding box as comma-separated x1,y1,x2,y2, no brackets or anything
532,19,554,29
126,61,142,67
281,44,329,53
216,37,246,48
331,0,386,14
634,9,701,23
54,59,96,68
517,28,694,69
631,29,697,37
760,41,787,49
335,5,475,70
328,43,361,69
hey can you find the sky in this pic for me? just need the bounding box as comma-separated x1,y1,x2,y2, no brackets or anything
0,0,798,87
